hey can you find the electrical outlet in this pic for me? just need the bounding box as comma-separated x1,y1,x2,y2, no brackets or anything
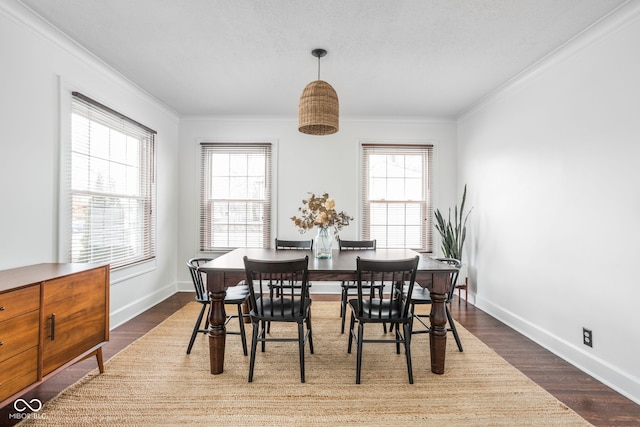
583,328,593,347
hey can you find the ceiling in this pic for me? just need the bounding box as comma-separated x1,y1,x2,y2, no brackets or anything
19,0,628,118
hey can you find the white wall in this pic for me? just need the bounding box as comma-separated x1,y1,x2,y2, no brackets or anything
177,117,458,287
0,1,181,327
458,2,640,404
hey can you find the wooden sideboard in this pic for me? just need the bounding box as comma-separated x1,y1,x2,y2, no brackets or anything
0,263,109,408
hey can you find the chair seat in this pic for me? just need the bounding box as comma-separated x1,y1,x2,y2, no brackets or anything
194,284,249,305
225,284,250,303
405,285,432,303
347,299,409,322
251,297,312,322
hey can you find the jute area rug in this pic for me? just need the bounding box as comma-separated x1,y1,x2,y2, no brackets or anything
20,301,590,426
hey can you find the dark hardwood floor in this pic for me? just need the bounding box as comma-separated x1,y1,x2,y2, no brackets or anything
2,292,638,426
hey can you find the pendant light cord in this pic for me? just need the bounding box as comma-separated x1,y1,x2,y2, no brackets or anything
317,54,321,80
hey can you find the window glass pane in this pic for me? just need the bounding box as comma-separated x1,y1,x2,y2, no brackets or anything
110,162,127,194
387,178,405,199
211,177,230,199
109,130,127,164
211,202,229,224
386,225,405,248
369,203,387,224
230,177,248,199
247,176,265,199
404,225,422,248
369,155,387,177
370,225,387,247
228,202,248,223
69,93,156,269
212,154,230,176
405,203,422,224
369,178,387,200
229,153,248,176
405,155,422,178
71,152,89,191
125,164,141,195
405,178,422,200
200,144,271,250
386,204,405,224
387,155,405,177
247,154,265,176
362,145,431,251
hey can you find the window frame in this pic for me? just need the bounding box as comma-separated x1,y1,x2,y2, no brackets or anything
360,143,433,252
198,142,273,252
59,90,157,271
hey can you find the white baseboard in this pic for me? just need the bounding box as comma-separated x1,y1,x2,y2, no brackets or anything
109,283,177,329
475,295,640,405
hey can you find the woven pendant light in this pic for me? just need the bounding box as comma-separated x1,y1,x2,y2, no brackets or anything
298,49,339,135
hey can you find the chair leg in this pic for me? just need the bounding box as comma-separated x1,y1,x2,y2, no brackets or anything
187,303,207,354
340,287,348,334
248,322,260,382
356,322,364,384
347,311,355,353
204,303,211,329
236,303,248,356
306,310,314,354
298,322,306,383
260,320,267,352
446,306,463,352
380,286,388,334
403,322,414,384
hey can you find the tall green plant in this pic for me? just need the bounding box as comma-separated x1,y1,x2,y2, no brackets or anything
434,185,472,262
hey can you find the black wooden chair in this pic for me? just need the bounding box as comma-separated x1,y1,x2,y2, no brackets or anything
347,255,419,384
186,258,249,355
270,238,313,298
243,255,314,383
405,257,463,352
338,239,383,334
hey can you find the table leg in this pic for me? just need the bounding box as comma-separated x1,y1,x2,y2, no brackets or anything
207,272,227,374
429,273,449,374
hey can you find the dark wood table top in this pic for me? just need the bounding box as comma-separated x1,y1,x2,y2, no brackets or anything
201,248,456,274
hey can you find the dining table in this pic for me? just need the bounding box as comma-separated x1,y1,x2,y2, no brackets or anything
200,247,458,376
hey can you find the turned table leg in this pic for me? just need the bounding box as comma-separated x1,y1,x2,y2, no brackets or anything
429,272,449,374
207,272,227,374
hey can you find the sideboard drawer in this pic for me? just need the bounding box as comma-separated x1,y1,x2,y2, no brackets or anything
0,310,40,363
0,285,40,322
0,346,38,403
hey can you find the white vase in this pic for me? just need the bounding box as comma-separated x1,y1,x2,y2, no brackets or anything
314,227,332,258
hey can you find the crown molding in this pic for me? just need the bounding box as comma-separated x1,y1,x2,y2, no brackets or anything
457,0,640,122
1,0,179,119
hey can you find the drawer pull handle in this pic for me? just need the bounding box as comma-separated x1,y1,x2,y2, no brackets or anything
0,341,4,346
0,306,5,311
50,313,56,341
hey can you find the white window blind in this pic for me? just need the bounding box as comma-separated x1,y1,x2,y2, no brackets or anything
361,144,433,252
200,143,272,251
68,92,156,269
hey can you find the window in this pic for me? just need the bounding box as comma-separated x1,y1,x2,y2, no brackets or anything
199,143,272,251
361,144,433,251
67,92,156,269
